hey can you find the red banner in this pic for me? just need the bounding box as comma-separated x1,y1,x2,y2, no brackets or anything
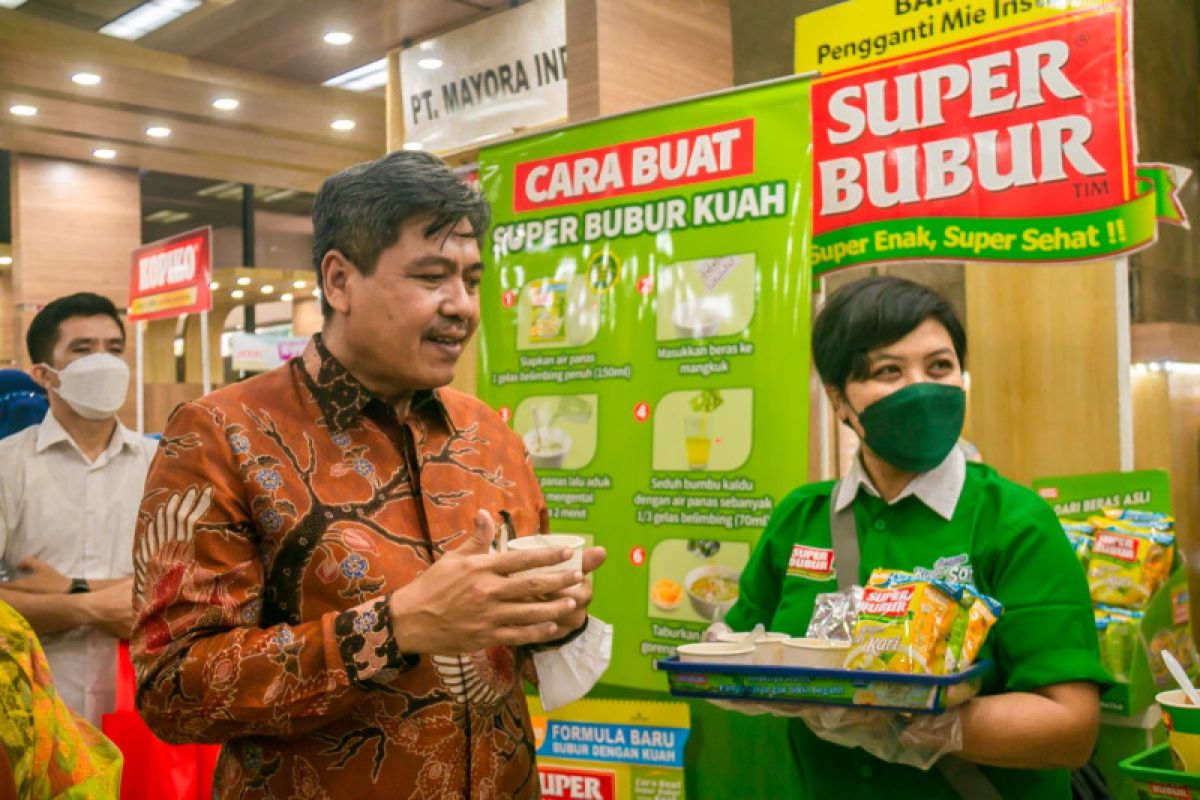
513,119,755,212
538,765,616,800
811,10,1130,235
128,227,213,322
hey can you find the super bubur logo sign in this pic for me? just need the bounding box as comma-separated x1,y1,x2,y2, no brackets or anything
810,4,1186,272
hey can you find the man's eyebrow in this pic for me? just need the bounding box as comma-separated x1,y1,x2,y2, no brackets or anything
65,337,99,348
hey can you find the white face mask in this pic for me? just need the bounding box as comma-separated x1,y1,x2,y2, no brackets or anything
43,352,130,421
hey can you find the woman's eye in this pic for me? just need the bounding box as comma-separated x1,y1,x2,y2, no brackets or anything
873,365,900,378
929,359,955,373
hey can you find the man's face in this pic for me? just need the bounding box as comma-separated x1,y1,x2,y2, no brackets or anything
334,215,483,397
34,314,126,389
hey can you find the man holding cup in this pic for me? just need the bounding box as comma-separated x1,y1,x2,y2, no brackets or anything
130,151,607,799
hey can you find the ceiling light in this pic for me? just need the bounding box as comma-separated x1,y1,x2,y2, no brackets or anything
402,141,424,151
209,281,219,290
99,0,202,41
72,72,102,86
236,276,251,286
93,148,117,160
230,289,245,299
322,57,387,92
418,40,436,51
261,284,274,294
312,288,321,298
262,189,296,203
0,256,12,266
146,125,171,138
281,292,294,302
9,104,37,117
292,279,307,289
330,118,356,131
212,97,239,111
323,31,353,45
417,57,443,70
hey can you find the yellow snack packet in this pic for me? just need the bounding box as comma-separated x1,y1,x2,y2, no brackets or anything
844,570,959,675
953,585,1003,671
1086,519,1175,609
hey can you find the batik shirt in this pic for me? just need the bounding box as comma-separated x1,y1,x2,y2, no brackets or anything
131,335,549,800
0,600,122,799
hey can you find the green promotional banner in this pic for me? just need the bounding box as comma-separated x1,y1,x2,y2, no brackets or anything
478,77,813,692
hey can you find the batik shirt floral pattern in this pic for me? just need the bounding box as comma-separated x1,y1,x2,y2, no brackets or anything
131,335,548,799
0,601,122,799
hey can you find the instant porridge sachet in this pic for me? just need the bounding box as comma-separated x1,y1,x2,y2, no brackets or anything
1086,518,1175,609
844,570,960,675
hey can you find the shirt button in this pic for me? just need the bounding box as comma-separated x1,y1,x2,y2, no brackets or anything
873,520,887,531
860,764,875,779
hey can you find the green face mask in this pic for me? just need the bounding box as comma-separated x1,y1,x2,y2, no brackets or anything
849,382,966,473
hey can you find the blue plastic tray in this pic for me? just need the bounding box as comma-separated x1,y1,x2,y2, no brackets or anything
656,657,992,714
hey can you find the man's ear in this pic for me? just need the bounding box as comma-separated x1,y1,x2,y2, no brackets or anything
29,363,57,393
320,250,356,316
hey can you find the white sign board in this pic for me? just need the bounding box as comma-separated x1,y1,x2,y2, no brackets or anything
230,334,308,373
400,0,566,154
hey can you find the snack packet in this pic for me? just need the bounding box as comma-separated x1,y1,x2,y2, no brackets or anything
946,584,1004,672
806,586,864,645
1087,520,1175,609
1060,520,1095,569
1095,605,1142,683
1102,508,1175,530
844,570,959,675
529,280,568,343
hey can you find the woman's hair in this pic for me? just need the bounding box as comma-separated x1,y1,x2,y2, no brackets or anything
812,275,966,391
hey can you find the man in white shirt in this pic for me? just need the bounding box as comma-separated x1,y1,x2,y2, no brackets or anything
0,292,158,725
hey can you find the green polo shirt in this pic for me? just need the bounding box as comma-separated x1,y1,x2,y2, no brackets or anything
724,461,1108,799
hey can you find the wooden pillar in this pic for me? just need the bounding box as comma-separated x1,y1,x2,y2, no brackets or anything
10,155,140,367
566,0,733,120
964,262,1124,486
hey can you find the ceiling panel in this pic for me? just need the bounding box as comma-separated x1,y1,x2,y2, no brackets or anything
11,0,511,86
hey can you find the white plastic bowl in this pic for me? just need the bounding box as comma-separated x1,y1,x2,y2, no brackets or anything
781,637,851,669
676,642,755,664
672,300,722,338
717,631,790,665
523,427,572,469
683,564,741,622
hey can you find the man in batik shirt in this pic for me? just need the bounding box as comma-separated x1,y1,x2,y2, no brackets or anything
130,151,605,799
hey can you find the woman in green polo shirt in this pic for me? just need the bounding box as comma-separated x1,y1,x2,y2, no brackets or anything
723,275,1108,798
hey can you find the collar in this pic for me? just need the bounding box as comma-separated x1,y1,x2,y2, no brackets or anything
833,445,966,521
298,333,452,434
35,408,141,461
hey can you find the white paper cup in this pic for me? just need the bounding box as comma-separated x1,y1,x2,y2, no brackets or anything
717,631,790,665
676,642,755,664
506,534,585,577
781,637,851,669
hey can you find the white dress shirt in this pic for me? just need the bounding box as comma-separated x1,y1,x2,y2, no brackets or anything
0,411,157,725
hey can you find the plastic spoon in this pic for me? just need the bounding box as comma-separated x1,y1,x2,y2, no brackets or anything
1162,649,1200,707
531,405,547,452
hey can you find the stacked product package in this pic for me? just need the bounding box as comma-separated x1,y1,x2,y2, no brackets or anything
1058,508,1176,682
823,569,1003,676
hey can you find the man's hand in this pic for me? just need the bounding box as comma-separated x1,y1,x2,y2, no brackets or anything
546,546,606,639
6,557,70,594
83,579,134,640
389,511,591,653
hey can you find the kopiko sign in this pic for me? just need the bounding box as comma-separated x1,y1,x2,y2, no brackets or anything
809,3,1189,273
128,227,213,322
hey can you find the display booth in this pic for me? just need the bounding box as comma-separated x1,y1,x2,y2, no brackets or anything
457,0,1195,797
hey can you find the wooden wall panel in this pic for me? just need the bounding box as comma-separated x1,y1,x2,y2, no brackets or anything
964,262,1122,486
0,272,12,365
10,155,141,368
567,0,733,120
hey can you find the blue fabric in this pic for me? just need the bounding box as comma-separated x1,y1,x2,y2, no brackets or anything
0,370,48,440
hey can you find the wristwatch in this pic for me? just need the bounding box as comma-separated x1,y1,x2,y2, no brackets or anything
67,577,91,594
